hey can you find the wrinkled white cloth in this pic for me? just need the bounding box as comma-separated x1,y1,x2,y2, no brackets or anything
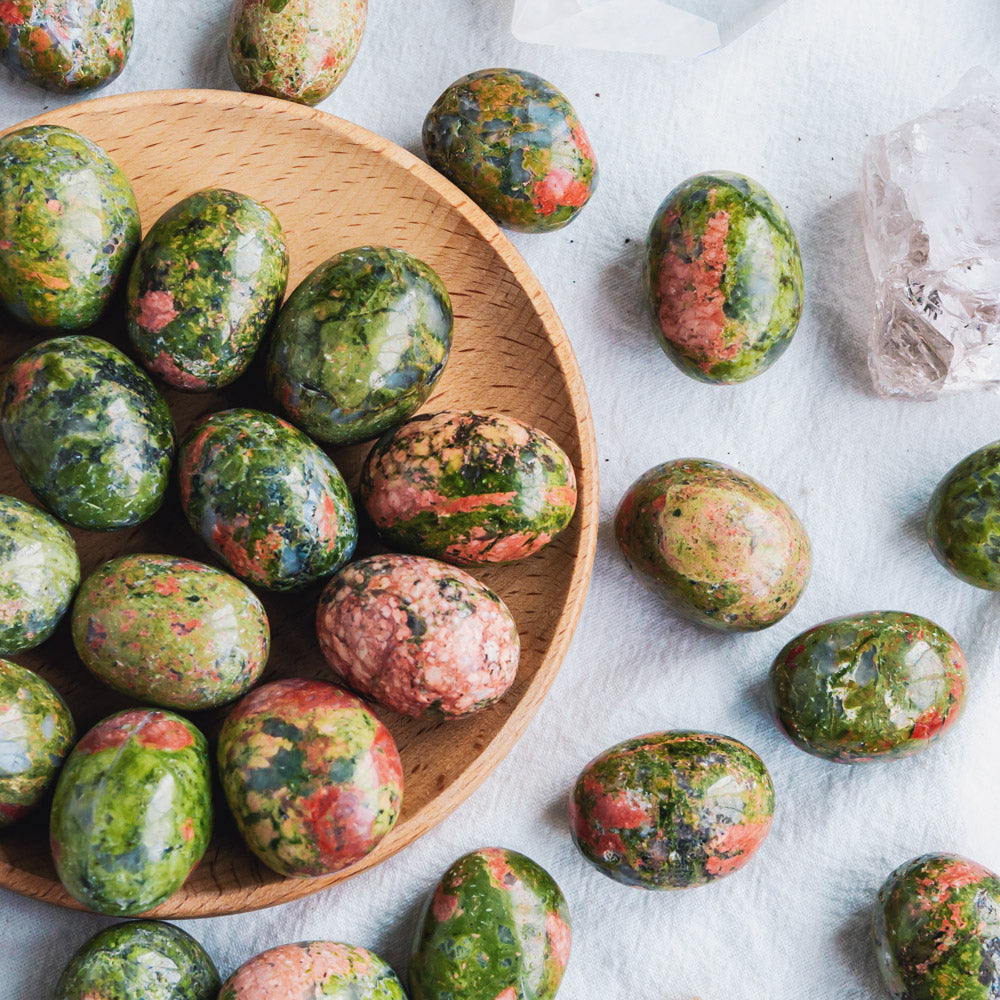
3,2,1000,997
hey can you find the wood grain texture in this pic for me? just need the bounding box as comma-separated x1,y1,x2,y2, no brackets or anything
0,90,598,917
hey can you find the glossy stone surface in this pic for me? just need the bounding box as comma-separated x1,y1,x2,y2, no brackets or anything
0,124,139,328
0,495,79,655
644,171,804,384
570,731,775,889
317,554,519,719
0,0,133,91
228,0,367,106
50,708,212,916
72,554,270,710
219,942,405,1000
0,336,175,531
927,439,1000,589
127,188,289,391
874,853,1000,999
614,458,810,631
361,410,577,565
178,408,356,590
267,246,453,445
770,611,967,763
862,69,1000,398
217,678,403,877
409,847,571,1000
1,336,175,531
56,920,220,1000
423,67,597,233
0,658,74,827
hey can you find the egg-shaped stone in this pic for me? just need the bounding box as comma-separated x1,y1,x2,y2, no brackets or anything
317,554,519,719
0,659,74,826
217,678,402,877
127,189,288,391
643,171,804,384
56,920,220,1000
875,853,1000,999
423,68,597,233
219,942,405,1000
614,458,810,631
409,847,571,1000
927,439,1000,589
570,731,775,889
72,554,270,711
360,410,577,565
267,246,453,445
177,408,356,590
2,336,175,531
770,611,967,763
50,708,212,915
0,0,133,91
0,495,79,655
0,124,139,328
227,0,366,106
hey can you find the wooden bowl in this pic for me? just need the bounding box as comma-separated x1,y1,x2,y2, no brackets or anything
0,90,598,917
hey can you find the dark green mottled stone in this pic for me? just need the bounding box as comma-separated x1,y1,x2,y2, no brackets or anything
643,171,804,383
0,495,79,654
927,440,1000,589
217,678,402,877
177,408,357,590
0,0,133,92
56,920,220,1000
267,246,452,445
614,459,811,631
0,658,74,827
127,188,289,391
228,0,367,106
50,708,212,916
1,336,176,531
360,410,577,565
219,942,405,999
874,853,1000,999
770,612,968,763
569,731,774,889
409,847,571,1000
423,68,597,233
0,124,139,328
72,554,270,710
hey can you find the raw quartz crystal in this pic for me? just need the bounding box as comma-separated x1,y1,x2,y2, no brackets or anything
511,0,787,57
861,69,1000,399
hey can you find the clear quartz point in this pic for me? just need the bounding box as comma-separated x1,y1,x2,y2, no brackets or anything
861,68,1000,399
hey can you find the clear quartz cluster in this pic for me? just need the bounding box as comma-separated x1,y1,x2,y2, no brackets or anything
861,69,1000,399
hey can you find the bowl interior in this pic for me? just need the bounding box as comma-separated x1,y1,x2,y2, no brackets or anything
0,90,597,917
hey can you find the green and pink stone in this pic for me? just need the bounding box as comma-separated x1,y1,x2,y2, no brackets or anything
0,659,74,827
361,410,577,565
615,458,810,631
644,171,804,384
875,853,1000,999
49,708,212,916
770,611,968,763
217,678,403,877
409,847,571,1000
423,68,598,233
127,188,289,391
72,554,270,711
570,731,775,889
219,942,405,1000
227,0,367,106
317,553,520,719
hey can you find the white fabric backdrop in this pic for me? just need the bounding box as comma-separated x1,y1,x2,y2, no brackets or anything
3,1,1000,996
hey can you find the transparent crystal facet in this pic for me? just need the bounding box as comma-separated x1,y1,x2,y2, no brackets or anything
861,68,1000,400
511,0,787,57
